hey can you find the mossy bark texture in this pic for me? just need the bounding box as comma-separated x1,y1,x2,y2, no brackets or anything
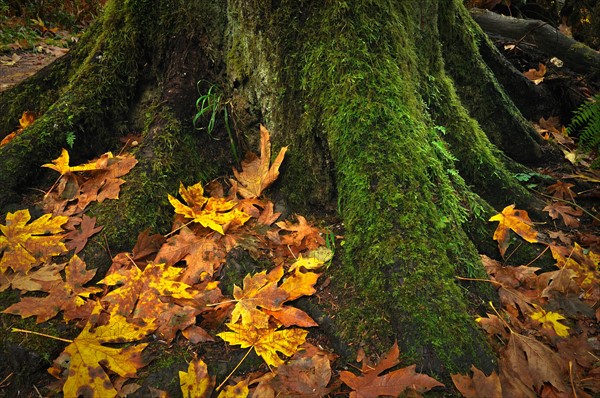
0,0,540,379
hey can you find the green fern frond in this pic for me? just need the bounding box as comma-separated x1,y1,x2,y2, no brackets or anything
569,94,600,152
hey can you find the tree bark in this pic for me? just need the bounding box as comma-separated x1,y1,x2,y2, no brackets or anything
0,0,544,385
471,8,600,75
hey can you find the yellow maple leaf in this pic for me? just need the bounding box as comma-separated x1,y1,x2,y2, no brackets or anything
288,255,324,273
168,182,250,234
217,322,307,368
232,124,288,199
49,305,155,398
489,205,538,257
529,306,570,337
179,356,214,398
217,379,249,398
42,148,100,175
0,209,68,273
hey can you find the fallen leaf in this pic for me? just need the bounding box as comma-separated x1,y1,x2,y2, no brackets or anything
0,262,64,293
546,181,577,201
543,202,583,228
489,205,539,257
0,209,68,273
168,182,250,234
529,305,570,337
64,214,103,254
217,322,307,368
339,341,443,397
232,125,288,199
3,255,102,322
501,333,567,392
217,379,249,398
523,63,546,85
451,365,502,398
276,215,325,253
48,304,155,398
179,355,214,398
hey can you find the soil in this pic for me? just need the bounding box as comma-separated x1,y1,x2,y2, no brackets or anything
0,51,64,93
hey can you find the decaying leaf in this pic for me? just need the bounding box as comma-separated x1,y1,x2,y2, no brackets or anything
48,305,155,398
276,215,325,253
233,125,288,199
0,209,68,273
546,181,577,201
543,202,583,228
339,341,443,397
3,255,102,323
179,355,214,398
168,182,250,234
489,205,539,257
0,262,64,293
451,365,502,398
217,322,307,368
64,214,103,254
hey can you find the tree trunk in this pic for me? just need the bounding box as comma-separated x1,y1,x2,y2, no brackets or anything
0,0,544,383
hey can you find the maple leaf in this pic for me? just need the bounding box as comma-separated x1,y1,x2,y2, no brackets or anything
523,63,546,85
231,265,318,328
276,215,325,253
339,341,443,397
0,262,64,293
543,202,583,228
179,355,214,398
217,322,308,368
168,182,250,234
100,262,202,341
232,124,288,199
0,111,36,147
64,214,103,254
451,365,502,398
155,226,225,283
501,332,567,392
546,181,577,201
49,305,155,398
3,255,102,323
265,343,337,398
529,305,570,337
217,379,249,398
489,205,539,257
0,209,68,273
42,148,100,175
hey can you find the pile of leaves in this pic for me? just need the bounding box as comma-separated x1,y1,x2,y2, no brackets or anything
1,125,447,397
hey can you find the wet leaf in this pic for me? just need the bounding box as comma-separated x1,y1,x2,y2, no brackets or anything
179,356,214,398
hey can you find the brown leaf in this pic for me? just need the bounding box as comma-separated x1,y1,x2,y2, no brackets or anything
543,202,583,228
523,63,546,84
547,181,577,201
232,125,288,199
339,341,443,397
451,365,502,398
276,215,325,253
501,333,567,392
64,214,103,254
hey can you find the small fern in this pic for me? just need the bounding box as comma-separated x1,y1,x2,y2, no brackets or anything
569,94,600,153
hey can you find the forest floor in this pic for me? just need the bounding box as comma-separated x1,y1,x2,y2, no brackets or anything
1,9,600,398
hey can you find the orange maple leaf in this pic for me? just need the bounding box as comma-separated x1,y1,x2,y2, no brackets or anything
489,205,539,257
232,124,288,199
0,209,68,273
523,63,546,85
0,111,35,147
231,265,318,328
3,255,102,323
339,341,443,397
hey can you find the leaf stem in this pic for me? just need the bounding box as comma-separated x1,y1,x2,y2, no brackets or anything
216,347,252,391
11,328,73,343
